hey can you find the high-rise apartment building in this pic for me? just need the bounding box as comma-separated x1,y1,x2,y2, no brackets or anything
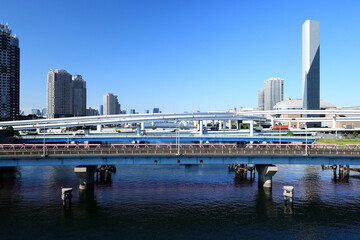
302,20,320,110
86,107,99,116
103,93,120,115
99,105,103,115
263,78,284,110
0,23,20,121
72,75,86,116
258,89,264,111
47,69,73,118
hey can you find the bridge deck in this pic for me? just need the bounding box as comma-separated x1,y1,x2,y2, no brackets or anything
1,143,360,166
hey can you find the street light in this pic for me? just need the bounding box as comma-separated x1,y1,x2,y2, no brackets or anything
176,120,180,155
42,123,46,157
305,125,308,156
279,123,282,145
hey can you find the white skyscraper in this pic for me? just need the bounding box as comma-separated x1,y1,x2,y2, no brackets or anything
103,93,120,115
263,78,284,110
302,20,320,110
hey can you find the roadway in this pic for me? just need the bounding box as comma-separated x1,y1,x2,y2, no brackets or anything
18,132,315,144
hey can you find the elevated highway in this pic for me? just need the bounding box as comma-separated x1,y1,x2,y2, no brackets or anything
18,133,315,144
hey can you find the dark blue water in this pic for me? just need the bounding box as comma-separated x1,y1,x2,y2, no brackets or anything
1,164,360,240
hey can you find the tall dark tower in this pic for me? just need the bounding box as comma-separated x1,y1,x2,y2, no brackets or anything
0,23,20,121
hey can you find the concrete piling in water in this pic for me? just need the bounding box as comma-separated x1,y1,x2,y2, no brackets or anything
256,164,278,188
244,164,248,179
61,187,73,206
234,164,255,181
96,165,116,183
339,165,344,178
283,186,294,203
74,165,97,190
331,165,337,177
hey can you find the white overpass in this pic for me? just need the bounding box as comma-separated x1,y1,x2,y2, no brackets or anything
1,109,360,132
0,112,266,131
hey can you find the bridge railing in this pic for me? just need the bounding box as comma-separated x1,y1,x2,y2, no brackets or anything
0,143,359,157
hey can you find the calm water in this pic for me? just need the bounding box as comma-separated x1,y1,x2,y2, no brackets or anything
1,164,360,240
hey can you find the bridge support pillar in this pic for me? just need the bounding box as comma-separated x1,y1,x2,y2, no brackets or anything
228,120,232,129
223,120,227,129
332,115,337,129
74,165,97,190
97,124,102,132
199,120,204,135
141,122,145,131
136,124,141,135
256,164,278,188
249,120,254,137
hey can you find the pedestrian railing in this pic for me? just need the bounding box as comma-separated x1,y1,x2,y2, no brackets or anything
0,143,359,157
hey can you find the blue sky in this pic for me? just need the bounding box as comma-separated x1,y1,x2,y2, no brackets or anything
1,0,360,113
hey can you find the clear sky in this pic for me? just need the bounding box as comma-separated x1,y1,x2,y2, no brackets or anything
1,0,360,113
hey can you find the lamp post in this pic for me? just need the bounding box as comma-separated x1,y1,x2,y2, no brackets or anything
279,122,282,145
43,123,46,157
305,126,308,156
176,120,180,155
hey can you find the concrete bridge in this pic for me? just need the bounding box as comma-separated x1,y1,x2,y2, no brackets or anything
1,143,360,167
1,143,360,189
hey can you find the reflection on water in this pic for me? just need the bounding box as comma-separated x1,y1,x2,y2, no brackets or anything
1,164,360,240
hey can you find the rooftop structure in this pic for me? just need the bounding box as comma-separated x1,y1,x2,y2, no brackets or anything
273,98,335,110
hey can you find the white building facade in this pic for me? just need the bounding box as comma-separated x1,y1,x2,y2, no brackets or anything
264,78,284,110
103,93,120,115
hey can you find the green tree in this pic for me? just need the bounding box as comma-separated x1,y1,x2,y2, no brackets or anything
286,131,294,136
353,132,359,137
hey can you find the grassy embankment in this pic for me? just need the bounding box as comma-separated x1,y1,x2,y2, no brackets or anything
316,138,360,146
